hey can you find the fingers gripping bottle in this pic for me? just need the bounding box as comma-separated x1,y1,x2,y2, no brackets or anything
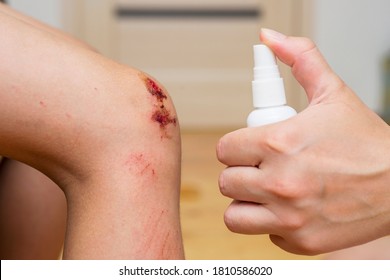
247,44,297,127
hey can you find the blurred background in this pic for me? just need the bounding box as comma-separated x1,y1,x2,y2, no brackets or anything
6,0,390,259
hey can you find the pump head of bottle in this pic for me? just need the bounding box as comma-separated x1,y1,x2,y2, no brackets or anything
247,44,297,127
252,44,286,107
253,44,281,80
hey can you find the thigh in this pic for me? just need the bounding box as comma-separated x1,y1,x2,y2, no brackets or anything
0,159,67,259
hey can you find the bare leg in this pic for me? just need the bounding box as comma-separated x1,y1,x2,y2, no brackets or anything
0,159,66,259
0,6,183,259
0,2,88,260
0,2,95,51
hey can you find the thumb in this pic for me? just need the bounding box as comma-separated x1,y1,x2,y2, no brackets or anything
260,28,344,104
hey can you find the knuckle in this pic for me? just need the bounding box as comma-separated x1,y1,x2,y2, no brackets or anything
300,37,317,52
269,177,304,200
291,39,318,73
295,38,318,62
272,234,322,256
264,125,298,155
294,235,324,255
281,213,306,231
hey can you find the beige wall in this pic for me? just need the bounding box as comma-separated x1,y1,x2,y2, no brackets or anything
58,0,311,130
8,0,312,130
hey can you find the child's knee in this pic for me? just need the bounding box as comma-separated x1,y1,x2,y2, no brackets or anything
57,69,181,189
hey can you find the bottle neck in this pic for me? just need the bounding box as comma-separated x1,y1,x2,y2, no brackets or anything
252,78,286,107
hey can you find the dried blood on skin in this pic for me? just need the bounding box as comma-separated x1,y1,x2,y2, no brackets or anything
145,77,167,102
141,74,177,132
152,107,177,128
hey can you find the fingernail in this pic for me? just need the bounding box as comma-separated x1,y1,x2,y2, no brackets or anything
261,28,287,41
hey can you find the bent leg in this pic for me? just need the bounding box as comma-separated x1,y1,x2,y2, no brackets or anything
0,159,66,259
0,7,183,259
0,2,96,51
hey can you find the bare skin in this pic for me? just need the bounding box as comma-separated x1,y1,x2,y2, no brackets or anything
0,159,67,259
217,28,390,255
0,4,183,259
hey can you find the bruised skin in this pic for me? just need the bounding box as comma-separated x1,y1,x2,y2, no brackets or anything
144,75,167,103
140,73,178,138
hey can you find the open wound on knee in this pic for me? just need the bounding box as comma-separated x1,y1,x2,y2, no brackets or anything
140,73,177,138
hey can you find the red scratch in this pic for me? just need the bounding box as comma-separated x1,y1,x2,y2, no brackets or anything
124,153,156,177
140,163,151,175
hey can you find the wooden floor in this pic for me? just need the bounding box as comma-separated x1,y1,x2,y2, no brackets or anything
180,130,320,260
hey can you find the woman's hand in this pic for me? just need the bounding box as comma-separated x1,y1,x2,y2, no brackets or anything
217,29,390,255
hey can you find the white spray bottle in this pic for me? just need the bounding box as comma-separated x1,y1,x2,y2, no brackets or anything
247,44,297,127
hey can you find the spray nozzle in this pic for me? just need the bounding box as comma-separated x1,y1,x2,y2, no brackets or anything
252,44,286,107
247,44,297,127
253,44,281,81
